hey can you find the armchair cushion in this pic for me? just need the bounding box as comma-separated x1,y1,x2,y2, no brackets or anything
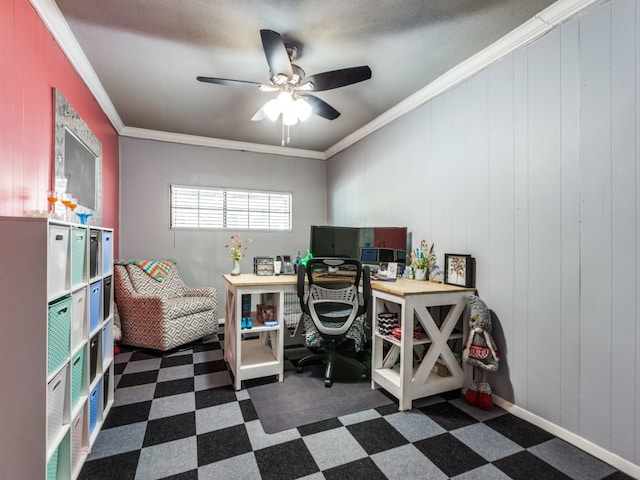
114,260,218,351
126,263,186,298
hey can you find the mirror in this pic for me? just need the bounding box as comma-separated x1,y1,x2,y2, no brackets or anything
54,89,102,225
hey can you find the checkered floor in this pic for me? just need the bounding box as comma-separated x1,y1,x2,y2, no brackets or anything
78,333,632,480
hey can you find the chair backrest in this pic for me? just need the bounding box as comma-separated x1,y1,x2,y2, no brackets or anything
118,263,187,299
297,258,371,338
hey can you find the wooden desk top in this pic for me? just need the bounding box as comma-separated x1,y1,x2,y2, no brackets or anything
223,273,298,287
223,273,475,296
370,277,475,296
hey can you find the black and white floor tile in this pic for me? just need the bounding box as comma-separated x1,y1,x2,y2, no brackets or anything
78,334,633,480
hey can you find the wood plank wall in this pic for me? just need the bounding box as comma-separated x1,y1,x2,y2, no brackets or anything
326,0,639,465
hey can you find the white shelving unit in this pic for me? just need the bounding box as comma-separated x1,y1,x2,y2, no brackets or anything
370,278,474,411
0,217,115,479
223,274,297,390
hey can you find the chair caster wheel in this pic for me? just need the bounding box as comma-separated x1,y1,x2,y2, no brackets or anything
360,373,367,382
324,379,332,387
297,366,303,373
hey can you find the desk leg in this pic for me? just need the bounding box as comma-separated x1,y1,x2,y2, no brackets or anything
224,285,243,391
399,304,414,411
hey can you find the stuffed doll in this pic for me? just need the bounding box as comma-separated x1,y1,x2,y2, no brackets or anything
462,294,499,410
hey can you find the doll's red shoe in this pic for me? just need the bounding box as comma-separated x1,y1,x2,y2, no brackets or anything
477,382,493,411
464,382,479,406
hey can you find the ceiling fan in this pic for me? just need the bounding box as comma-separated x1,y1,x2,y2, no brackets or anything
197,29,372,145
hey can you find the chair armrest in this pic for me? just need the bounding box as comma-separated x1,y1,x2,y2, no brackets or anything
116,292,167,320
121,291,166,307
184,287,216,298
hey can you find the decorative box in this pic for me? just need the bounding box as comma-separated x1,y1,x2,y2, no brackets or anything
432,361,451,377
253,257,274,276
257,304,276,322
377,312,399,336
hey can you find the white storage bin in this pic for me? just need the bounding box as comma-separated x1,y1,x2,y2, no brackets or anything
47,366,68,447
70,347,86,410
71,288,87,352
71,228,87,288
48,225,70,298
70,410,85,473
102,320,114,366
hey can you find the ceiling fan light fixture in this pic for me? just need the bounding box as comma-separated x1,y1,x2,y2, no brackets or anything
276,90,293,109
294,97,312,121
282,110,298,126
263,99,281,122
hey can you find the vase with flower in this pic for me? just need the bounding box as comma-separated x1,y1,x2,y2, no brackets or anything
226,234,251,275
410,240,437,281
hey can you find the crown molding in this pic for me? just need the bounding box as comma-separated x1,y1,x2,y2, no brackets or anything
29,0,124,132
324,0,602,159
31,0,600,161
120,127,326,160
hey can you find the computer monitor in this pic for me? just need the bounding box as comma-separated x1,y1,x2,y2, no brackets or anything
360,248,378,263
378,248,395,263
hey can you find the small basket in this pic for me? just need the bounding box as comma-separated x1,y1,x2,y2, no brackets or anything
377,312,399,336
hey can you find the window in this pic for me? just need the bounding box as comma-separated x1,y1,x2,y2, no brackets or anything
170,185,292,230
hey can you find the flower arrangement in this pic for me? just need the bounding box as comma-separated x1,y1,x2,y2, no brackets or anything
410,240,437,271
226,234,251,261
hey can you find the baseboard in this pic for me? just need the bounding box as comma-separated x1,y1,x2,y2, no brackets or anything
492,395,640,478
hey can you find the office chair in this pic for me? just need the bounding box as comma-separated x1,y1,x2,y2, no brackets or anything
296,257,371,387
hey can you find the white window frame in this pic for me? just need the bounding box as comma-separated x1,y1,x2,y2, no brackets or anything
170,184,292,231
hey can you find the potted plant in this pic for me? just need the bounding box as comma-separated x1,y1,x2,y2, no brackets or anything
410,240,436,280
226,234,251,275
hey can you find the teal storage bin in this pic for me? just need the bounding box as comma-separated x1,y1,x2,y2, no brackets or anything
71,228,87,287
47,446,59,480
47,295,71,376
71,347,85,409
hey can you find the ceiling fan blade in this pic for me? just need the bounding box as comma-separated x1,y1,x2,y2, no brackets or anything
251,106,267,121
304,66,372,92
300,94,340,120
260,29,293,79
197,76,263,88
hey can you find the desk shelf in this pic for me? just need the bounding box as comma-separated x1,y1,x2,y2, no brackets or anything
370,279,474,411
223,274,297,390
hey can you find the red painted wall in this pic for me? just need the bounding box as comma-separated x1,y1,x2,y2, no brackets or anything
0,0,119,255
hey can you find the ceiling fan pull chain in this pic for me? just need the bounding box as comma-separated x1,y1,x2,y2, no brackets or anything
281,120,285,146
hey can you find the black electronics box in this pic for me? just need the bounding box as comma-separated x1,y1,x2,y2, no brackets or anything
253,257,274,276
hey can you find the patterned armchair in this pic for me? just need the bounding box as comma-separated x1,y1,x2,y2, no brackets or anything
114,260,218,351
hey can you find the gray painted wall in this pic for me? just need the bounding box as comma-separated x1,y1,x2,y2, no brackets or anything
327,0,639,466
118,137,327,316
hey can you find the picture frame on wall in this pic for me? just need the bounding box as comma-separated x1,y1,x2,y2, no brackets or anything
444,254,475,288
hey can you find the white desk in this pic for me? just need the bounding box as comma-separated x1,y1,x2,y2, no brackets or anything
370,279,475,411
224,274,474,404
223,274,297,390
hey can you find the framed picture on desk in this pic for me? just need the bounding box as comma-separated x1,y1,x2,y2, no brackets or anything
444,254,475,287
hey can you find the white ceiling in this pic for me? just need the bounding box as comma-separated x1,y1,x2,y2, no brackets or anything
36,0,592,158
